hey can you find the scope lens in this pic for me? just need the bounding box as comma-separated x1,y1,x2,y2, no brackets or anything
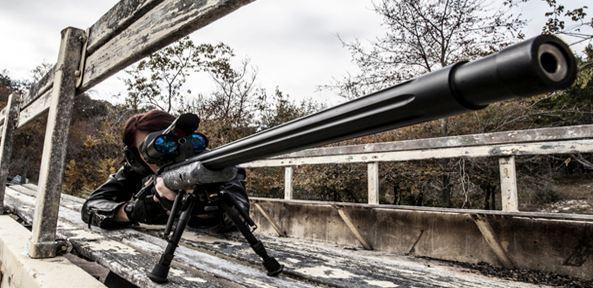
188,133,208,152
154,135,178,154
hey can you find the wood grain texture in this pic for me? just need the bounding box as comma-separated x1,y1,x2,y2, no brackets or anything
265,124,593,159
5,186,313,288
14,0,253,125
471,214,515,268
80,0,253,92
86,0,163,54
4,186,544,287
242,139,593,167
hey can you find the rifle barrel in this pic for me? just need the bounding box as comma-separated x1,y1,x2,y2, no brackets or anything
167,35,577,171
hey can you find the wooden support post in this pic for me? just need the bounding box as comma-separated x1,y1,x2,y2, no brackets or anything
470,214,515,268
284,166,293,200
336,207,373,250
0,93,21,214
499,156,518,212
367,162,379,204
253,203,286,237
29,27,85,259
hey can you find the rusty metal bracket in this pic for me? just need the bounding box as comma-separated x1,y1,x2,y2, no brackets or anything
75,28,89,89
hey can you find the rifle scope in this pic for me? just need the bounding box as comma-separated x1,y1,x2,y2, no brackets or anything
165,34,577,173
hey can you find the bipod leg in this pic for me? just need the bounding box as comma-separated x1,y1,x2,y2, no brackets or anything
148,193,196,283
163,191,185,239
219,199,283,276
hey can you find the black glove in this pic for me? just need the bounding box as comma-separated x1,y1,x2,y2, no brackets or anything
124,186,169,225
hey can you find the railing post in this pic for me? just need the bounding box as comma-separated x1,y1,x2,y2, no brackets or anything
0,93,22,214
499,156,519,212
284,166,293,200
29,27,85,258
367,162,379,204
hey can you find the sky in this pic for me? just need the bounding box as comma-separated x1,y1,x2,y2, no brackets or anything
0,0,588,107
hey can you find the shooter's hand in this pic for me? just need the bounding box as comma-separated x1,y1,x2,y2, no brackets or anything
154,177,177,201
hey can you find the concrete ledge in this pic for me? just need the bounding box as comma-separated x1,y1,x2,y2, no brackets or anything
0,215,104,288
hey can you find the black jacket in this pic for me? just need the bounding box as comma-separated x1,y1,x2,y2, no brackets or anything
81,163,249,230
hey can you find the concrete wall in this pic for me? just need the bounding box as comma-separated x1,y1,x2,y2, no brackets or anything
250,198,593,280
0,216,104,288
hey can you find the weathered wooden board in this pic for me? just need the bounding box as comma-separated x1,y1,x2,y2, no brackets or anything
242,139,593,167
86,0,164,54
80,0,253,91
4,186,315,288
3,186,545,287
267,124,593,159
172,229,540,288
5,0,254,129
251,197,593,222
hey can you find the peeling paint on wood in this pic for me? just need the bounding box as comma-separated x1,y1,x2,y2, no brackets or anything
266,125,593,159
242,139,593,167
29,27,86,259
0,93,21,212
80,0,254,91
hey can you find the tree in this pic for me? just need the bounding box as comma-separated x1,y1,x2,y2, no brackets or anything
508,0,591,46
328,0,525,206
330,0,524,100
123,37,234,113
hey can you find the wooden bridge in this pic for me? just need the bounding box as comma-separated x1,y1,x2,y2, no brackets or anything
0,0,592,287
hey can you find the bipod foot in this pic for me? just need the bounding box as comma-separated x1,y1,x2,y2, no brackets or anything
263,257,284,276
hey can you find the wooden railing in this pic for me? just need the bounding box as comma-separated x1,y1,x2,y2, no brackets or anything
242,124,593,211
0,0,255,259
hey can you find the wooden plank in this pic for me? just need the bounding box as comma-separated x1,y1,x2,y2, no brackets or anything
242,139,593,167
335,207,373,250
29,28,86,259
367,162,379,205
251,197,593,222
4,187,315,288
80,0,253,91
499,157,519,212
284,166,293,200
13,0,254,126
0,93,21,213
471,214,515,268
17,89,51,128
86,0,163,54
253,203,286,237
21,65,55,111
174,229,539,288
269,124,593,159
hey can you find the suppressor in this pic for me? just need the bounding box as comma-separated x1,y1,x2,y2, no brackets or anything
166,34,577,172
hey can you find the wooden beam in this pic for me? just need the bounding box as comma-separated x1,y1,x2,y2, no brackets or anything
284,166,294,200
335,207,373,250
251,197,593,222
29,27,85,259
269,124,593,159
11,0,254,127
0,93,21,213
367,162,379,205
80,0,253,91
470,214,515,268
499,157,519,212
85,0,163,54
242,139,593,167
253,203,286,237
